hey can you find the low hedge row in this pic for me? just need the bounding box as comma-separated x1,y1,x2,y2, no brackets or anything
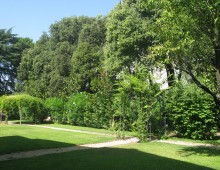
0,94,46,123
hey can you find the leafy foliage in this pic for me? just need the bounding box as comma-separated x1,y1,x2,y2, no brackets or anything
0,94,46,123
45,98,64,123
90,74,114,129
0,29,33,95
70,42,102,92
65,93,92,126
147,0,220,121
3,0,220,140
18,16,105,98
165,84,218,139
113,68,160,139
104,0,153,75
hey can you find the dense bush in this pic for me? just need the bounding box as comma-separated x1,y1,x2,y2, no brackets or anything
0,96,19,120
113,71,161,139
90,77,114,129
165,84,218,139
45,98,64,123
0,94,47,123
65,93,92,126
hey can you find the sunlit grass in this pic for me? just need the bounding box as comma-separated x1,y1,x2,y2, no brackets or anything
0,124,115,154
166,136,220,146
42,123,138,136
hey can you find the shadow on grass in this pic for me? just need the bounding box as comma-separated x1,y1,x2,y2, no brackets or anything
178,146,220,157
0,146,215,170
0,136,74,155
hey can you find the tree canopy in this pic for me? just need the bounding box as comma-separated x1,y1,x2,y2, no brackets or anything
0,29,33,95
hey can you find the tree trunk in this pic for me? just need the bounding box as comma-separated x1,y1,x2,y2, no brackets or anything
165,63,175,87
214,45,220,127
214,28,220,100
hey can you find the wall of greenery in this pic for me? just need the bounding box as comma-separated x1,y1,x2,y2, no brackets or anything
1,0,220,140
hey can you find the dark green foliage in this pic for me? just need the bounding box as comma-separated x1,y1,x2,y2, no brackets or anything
64,89,114,129
18,16,105,97
18,34,53,99
70,16,106,93
70,42,102,93
78,16,106,46
90,75,114,129
45,98,64,123
165,84,218,139
104,0,152,75
0,94,47,123
0,29,33,95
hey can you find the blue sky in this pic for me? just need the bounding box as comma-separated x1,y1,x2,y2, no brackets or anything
0,0,120,42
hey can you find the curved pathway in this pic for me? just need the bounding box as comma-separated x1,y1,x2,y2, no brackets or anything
0,124,139,161
26,124,116,137
0,137,139,161
1,124,219,161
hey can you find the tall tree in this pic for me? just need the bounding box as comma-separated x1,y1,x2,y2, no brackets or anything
0,29,33,95
70,16,106,92
18,33,52,98
147,0,220,122
18,16,106,98
104,0,155,80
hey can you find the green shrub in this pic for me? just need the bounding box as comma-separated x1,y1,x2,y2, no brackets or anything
113,70,161,139
0,94,47,123
90,77,114,129
0,96,19,120
65,93,92,126
45,98,64,123
165,84,218,139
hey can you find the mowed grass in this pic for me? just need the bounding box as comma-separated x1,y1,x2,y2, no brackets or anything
44,123,137,136
0,124,219,170
0,124,115,154
0,142,219,170
167,136,220,146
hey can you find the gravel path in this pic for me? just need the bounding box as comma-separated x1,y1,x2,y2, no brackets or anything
1,124,219,161
0,124,139,162
0,137,139,161
26,124,116,137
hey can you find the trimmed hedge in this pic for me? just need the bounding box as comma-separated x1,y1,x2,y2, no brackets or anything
45,97,64,123
0,94,47,123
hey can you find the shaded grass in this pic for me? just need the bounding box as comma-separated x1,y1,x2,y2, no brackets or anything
0,124,115,154
1,142,219,170
0,124,219,170
7,120,34,124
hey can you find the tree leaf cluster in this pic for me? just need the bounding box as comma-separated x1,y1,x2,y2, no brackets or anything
18,16,106,98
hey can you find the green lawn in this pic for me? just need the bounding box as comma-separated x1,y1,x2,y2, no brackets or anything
1,124,219,170
166,136,220,146
0,124,115,154
44,123,137,136
0,142,219,170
